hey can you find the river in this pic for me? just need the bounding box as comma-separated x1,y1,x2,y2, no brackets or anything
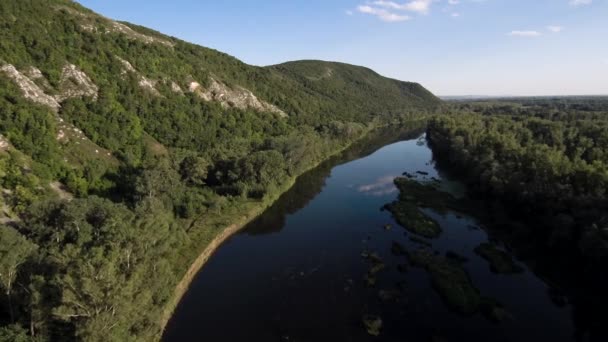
163,127,576,342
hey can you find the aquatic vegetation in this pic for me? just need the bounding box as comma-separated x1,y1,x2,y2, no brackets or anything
408,249,482,315
386,177,474,239
386,201,442,238
364,273,377,287
362,251,385,287
475,243,524,274
393,177,463,212
362,315,383,336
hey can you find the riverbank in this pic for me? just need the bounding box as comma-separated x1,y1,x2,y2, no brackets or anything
162,126,580,342
159,120,428,335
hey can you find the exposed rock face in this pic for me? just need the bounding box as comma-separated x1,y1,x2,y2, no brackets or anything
116,56,161,96
1,63,98,110
56,5,174,47
1,64,61,111
49,181,74,201
117,56,136,74
170,81,183,94
55,64,99,102
24,66,44,80
108,21,174,47
188,78,287,117
0,134,9,151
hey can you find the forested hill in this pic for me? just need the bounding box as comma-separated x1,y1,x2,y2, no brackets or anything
270,60,439,124
0,0,438,341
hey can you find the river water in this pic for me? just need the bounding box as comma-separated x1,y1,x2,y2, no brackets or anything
163,128,576,342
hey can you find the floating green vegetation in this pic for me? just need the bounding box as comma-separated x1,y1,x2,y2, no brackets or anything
408,249,481,315
362,315,383,336
385,177,473,239
474,243,524,274
386,201,442,238
362,251,385,287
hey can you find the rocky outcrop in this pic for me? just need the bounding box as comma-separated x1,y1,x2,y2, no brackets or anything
188,78,287,117
55,64,99,102
170,81,183,94
1,64,60,111
108,21,174,47
56,5,174,47
117,56,161,96
1,63,98,110
0,134,9,152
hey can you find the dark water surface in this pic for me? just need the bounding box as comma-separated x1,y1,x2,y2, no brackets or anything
164,129,575,342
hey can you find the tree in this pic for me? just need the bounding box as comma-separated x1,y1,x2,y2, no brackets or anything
179,155,210,186
0,226,36,323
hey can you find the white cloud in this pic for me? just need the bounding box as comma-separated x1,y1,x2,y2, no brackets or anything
448,0,461,4
371,0,434,14
357,176,398,196
357,5,411,22
547,25,563,33
451,12,461,17
508,30,542,37
346,10,354,15
569,0,592,6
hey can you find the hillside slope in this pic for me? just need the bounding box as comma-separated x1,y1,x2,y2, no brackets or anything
0,0,439,341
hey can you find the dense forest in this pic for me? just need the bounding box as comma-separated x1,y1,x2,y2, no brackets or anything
427,98,608,285
0,0,439,341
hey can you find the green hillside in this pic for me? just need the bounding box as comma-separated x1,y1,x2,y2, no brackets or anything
0,0,439,341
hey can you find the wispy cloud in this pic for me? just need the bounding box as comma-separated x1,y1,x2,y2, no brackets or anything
357,5,410,22
508,30,542,37
372,0,435,14
547,25,563,33
569,0,592,6
448,0,461,4
451,12,461,17
355,0,436,22
357,175,398,196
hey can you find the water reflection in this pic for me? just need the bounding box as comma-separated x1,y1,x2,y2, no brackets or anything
244,125,426,236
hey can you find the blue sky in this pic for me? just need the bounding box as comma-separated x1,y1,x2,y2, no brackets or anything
76,0,608,96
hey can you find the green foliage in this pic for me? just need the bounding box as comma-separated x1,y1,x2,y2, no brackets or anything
0,0,440,340
427,104,608,278
0,226,36,323
0,324,29,342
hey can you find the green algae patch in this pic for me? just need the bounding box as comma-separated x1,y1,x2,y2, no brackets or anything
387,201,442,238
385,177,473,239
362,315,383,336
394,177,460,212
408,249,482,315
362,251,385,287
475,243,524,274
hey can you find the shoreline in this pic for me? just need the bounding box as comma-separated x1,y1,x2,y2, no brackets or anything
158,123,398,335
